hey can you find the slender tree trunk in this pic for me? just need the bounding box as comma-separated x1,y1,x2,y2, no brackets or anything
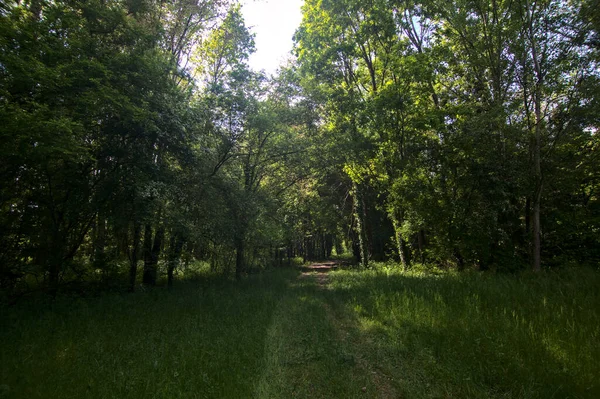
531,81,543,272
94,212,106,277
334,237,343,257
454,247,465,271
526,0,543,272
142,224,154,285
533,187,542,271
167,232,184,288
142,224,163,286
128,222,141,292
353,181,369,269
47,254,61,296
150,226,164,283
417,230,426,264
525,196,531,234
46,230,65,296
325,235,333,258
362,194,374,261
235,236,244,280
392,216,409,270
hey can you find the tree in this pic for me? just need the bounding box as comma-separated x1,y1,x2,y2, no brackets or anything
293,0,600,271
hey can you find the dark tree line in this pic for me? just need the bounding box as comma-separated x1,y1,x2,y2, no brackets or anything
0,0,318,299
1,0,599,300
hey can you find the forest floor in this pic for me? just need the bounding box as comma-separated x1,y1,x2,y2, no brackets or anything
1,263,599,398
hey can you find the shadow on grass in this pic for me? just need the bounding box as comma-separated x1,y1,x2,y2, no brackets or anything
2,266,598,398
255,271,376,398
323,268,600,398
0,267,300,399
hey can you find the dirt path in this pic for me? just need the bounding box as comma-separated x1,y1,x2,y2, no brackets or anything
257,260,378,397
296,261,399,398
299,261,339,286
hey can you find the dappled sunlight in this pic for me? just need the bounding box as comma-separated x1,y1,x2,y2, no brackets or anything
0,0,598,397
323,267,600,397
2,265,599,398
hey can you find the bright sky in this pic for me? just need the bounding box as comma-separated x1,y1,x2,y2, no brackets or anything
241,0,304,75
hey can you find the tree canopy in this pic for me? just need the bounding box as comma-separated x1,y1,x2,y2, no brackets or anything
0,0,598,299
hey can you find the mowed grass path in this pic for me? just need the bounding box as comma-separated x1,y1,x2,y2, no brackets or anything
1,266,599,398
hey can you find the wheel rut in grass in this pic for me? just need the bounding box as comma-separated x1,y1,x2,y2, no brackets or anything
308,263,399,398
256,262,398,398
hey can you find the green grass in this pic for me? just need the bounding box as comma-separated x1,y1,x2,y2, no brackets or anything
256,274,373,398
326,265,600,398
1,265,599,398
0,270,293,399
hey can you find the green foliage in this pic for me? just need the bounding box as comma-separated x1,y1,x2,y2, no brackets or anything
0,0,598,298
1,0,599,396
294,0,600,270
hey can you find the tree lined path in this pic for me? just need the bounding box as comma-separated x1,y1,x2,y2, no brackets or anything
1,0,599,397
1,0,598,299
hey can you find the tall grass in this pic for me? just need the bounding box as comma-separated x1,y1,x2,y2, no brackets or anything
0,269,294,399
1,265,598,398
328,265,600,398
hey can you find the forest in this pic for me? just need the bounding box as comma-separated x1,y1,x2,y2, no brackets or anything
1,0,599,294
0,0,599,397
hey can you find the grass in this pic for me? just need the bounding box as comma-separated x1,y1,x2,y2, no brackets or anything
1,264,599,398
326,265,600,398
0,269,292,399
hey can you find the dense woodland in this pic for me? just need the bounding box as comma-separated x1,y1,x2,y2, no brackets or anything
1,0,599,299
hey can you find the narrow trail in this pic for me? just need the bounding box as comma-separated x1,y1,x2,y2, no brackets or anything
304,261,399,399
256,261,398,398
299,261,339,286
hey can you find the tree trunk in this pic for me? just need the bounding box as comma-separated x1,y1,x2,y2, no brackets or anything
350,227,361,262
93,212,107,278
143,224,164,286
47,254,61,296
353,181,369,269
142,224,154,285
392,216,409,270
526,0,543,272
167,232,185,288
417,229,426,264
128,222,141,292
150,226,164,282
46,231,66,296
325,235,333,258
525,196,531,234
235,236,244,280
454,247,465,271
532,188,542,271
334,237,343,257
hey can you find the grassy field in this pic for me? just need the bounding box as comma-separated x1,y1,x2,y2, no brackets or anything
1,265,599,398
